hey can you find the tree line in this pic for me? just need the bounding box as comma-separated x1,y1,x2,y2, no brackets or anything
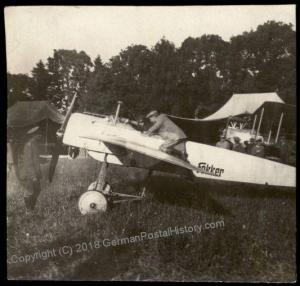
7,21,296,118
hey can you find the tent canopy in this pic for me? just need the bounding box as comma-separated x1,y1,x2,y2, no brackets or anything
7,101,65,128
168,92,288,144
203,92,284,121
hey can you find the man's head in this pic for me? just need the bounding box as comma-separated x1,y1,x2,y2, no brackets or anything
146,110,159,123
249,137,255,144
233,136,241,144
279,135,286,143
256,138,263,145
219,134,226,141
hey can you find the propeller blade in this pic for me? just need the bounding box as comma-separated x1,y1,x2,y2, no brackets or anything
57,86,79,139
48,141,61,183
49,85,80,183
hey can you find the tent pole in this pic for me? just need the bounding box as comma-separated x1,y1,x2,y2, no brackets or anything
275,112,284,144
251,114,257,135
255,108,264,139
45,119,48,154
113,101,123,125
267,130,272,144
225,116,231,138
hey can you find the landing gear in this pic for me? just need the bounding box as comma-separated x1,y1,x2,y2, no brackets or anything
78,191,108,214
78,154,146,215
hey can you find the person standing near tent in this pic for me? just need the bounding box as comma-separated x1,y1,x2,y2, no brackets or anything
232,137,246,153
244,137,255,154
216,134,231,150
278,135,290,164
17,126,43,214
250,138,265,158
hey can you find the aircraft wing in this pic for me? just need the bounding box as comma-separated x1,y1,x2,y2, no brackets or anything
63,113,200,172
79,134,200,172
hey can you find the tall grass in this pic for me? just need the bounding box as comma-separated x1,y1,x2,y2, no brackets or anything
7,158,296,281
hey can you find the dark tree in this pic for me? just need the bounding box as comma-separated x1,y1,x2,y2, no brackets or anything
178,35,231,116
46,49,93,113
229,21,295,104
84,55,113,114
7,73,34,107
8,21,296,118
31,60,51,100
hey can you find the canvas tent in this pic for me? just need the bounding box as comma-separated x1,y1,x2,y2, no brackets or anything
203,92,284,121
8,101,65,156
169,116,224,144
169,92,288,145
7,101,64,128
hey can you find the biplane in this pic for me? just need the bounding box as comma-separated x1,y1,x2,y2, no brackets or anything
48,92,296,214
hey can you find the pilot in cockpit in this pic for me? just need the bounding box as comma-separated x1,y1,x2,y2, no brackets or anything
143,110,187,159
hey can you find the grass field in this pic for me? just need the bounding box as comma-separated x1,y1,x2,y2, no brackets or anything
7,157,296,281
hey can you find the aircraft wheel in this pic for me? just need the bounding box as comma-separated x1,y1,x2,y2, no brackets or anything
78,191,108,215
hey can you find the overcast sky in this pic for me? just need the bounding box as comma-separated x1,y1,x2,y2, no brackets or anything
5,5,296,75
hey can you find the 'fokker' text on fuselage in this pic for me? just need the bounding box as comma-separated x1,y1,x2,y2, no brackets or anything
197,162,224,177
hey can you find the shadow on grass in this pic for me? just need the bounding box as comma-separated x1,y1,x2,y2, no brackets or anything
146,175,232,216
207,181,295,200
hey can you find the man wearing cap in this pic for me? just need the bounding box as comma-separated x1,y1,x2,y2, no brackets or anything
278,135,290,164
216,135,231,150
244,137,255,154
250,138,265,158
232,136,245,153
144,111,187,157
17,126,43,214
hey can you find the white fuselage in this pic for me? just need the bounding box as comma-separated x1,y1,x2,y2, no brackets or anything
63,113,296,188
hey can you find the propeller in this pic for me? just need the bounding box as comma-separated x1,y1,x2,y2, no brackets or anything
48,141,60,183
48,86,79,183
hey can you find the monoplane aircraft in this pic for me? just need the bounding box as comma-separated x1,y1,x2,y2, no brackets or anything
49,91,296,214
